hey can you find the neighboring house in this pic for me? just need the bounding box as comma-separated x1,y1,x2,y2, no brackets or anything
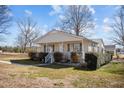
33,30,98,63
92,39,105,54
116,48,124,54
104,45,116,55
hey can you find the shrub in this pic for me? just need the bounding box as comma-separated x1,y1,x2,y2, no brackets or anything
104,53,112,64
85,52,112,70
38,52,48,62
28,52,48,62
85,53,98,70
71,52,80,63
28,52,37,60
54,52,63,62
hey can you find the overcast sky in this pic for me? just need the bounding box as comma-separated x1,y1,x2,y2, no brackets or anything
0,5,120,46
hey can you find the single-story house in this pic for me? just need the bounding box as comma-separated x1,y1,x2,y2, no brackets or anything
105,45,116,55
116,48,124,54
92,39,105,54
33,30,103,63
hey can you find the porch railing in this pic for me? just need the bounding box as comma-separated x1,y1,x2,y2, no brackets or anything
45,53,53,63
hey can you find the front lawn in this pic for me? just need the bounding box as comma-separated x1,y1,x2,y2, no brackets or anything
0,53,124,87
73,62,124,87
0,53,41,65
0,62,123,87
0,53,29,61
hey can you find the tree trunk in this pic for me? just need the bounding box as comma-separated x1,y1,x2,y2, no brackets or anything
76,29,79,36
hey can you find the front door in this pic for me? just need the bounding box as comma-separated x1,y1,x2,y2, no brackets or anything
47,45,53,53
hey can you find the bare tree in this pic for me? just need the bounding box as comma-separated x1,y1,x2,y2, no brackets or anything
16,34,25,52
112,6,124,46
0,5,11,35
16,17,40,52
58,5,94,36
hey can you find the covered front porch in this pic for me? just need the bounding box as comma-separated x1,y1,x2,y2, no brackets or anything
35,40,97,63
33,31,98,63
41,41,83,53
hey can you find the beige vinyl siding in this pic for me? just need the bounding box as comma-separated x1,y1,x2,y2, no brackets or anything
36,45,44,52
54,43,59,52
83,40,89,53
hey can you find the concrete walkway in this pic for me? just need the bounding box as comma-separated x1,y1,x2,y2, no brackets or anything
0,60,12,64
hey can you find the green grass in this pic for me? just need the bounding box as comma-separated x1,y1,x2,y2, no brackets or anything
20,64,75,79
1,61,124,87
99,62,124,75
72,62,124,87
18,62,124,87
0,53,124,87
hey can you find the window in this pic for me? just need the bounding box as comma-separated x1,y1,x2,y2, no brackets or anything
74,43,80,52
52,45,54,52
67,44,70,51
44,45,46,52
80,43,82,51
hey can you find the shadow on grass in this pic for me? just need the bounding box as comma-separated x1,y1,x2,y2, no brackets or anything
9,59,124,76
10,59,90,70
10,59,75,69
10,59,41,66
73,66,91,71
38,63,75,69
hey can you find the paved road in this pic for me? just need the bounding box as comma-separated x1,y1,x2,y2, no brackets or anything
111,59,124,63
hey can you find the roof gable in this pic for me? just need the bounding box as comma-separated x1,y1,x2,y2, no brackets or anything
34,30,97,44
92,39,104,46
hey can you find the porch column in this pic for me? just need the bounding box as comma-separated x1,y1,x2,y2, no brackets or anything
46,43,47,53
59,42,64,52
62,42,64,52
52,44,54,52
82,40,85,59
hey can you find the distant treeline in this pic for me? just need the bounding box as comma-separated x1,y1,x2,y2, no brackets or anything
0,46,33,53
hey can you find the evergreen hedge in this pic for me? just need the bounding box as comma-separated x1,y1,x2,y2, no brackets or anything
85,52,112,70
53,52,63,62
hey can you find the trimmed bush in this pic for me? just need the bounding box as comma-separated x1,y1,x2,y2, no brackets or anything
39,52,48,62
104,53,112,64
71,52,80,63
85,53,98,70
28,52,37,60
28,52,48,62
85,52,112,70
54,52,63,62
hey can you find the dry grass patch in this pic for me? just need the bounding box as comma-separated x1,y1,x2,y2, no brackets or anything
0,53,124,88
0,53,29,61
0,53,41,65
